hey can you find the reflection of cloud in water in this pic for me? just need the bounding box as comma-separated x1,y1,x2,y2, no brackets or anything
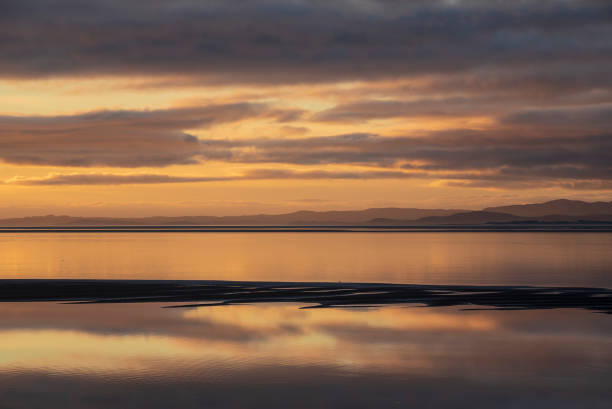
0,304,611,376
0,304,497,374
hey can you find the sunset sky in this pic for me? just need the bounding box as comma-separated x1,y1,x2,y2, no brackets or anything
1,0,611,216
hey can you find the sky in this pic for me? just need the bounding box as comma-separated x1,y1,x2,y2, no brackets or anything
1,0,611,216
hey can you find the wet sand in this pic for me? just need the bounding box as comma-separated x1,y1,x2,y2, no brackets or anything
1,279,611,313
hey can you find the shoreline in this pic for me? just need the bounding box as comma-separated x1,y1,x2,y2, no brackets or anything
2,224,612,233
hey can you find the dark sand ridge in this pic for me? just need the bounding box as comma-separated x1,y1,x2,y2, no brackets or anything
1,280,611,314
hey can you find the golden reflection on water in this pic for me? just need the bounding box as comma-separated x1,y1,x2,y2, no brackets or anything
1,232,612,286
1,302,611,408
0,303,496,375
0,302,610,379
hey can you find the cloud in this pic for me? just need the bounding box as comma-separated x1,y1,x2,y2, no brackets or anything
8,164,612,190
243,168,417,180
5,169,420,186
417,65,612,102
2,96,611,190
1,0,610,196
501,105,612,128
0,103,299,167
1,0,611,85
313,97,503,122
3,121,611,188
441,179,612,191
5,173,232,186
207,132,612,178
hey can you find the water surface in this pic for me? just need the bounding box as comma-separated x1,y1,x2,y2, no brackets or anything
1,232,611,408
1,232,611,286
0,302,611,408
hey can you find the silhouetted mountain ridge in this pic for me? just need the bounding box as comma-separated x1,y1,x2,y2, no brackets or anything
414,211,524,224
1,199,611,226
485,199,612,217
377,211,612,225
0,207,465,227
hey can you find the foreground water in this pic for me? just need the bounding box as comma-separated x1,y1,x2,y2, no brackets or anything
1,232,611,408
0,302,611,408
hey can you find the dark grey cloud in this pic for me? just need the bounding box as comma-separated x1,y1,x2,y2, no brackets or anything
199,132,612,187
313,97,504,122
443,179,612,191
417,65,612,102
314,94,612,124
210,132,611,175
502,105,612,128
6,169,420,186
0,103,297,167
1,0,611,85
9,130,610,189
7,173,231,185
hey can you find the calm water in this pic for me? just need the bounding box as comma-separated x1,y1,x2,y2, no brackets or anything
1,302,611,408
0,232,611,286
1,232,611,408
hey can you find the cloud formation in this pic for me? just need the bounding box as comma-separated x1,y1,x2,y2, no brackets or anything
0,103,294,167
1,0,611,85
206,133,612,181
2,0,611,195
2,93,611,190
5,169,420,186
2,99,611,188
6,173,231,185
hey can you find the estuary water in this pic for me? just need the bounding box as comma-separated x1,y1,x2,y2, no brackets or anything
0,232,611,286
1,232,611,408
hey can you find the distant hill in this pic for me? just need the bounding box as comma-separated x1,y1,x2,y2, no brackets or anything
373,212,612,225
0,208,466,227
2,199,612,226
485,199,612,217
414,211,524,225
